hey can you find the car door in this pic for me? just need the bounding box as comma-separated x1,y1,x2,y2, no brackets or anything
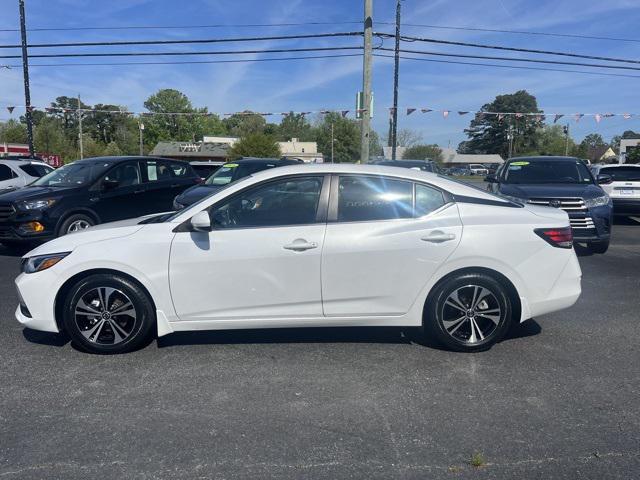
140,158,191,215
90,161,147,222
169,174,329,321
321,175,462,317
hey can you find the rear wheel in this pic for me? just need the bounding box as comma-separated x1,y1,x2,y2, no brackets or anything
587,240,609,254
58,214,95,237
62,274,155,354
424,273,512,352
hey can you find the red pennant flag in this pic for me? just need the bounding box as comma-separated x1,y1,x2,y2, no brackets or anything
458,111,469,116
420,108,432,114
574,113,584,123
594,114,602,124
406,108,416,116
515,112,523,118
553,114,564,123
26,106,34,112
442,110,450,118
6,106,14,114
341,110,349,118
623,113,632,120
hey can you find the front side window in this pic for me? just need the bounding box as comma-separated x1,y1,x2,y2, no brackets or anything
104,162,141,187
210,176,323,228
337,176,413,222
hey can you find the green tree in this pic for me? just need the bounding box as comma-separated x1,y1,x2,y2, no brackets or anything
626,147,640,164
103,141,122,156
277,112,313,141
33,116,66,154
402,144,444,163
524,125,576,156
313,112,360,163
0,119,28,143
459,90,543,157
228,133,281,160
223,111,267,137
369,130,383,157
81,135,105,158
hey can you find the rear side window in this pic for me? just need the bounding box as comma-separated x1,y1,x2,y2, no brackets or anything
415,184,445,216
337,176,413,222
0,164,16,181
601,167,640,182
19,164,52,178
169,161,193,178
144,160,175,182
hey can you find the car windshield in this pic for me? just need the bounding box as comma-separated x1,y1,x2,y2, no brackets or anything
503,160,593,184
600,166,640,182
204,162,276,186
31,161,112,187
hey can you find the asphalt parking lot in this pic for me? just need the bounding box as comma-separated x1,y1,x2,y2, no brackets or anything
1,219,639,479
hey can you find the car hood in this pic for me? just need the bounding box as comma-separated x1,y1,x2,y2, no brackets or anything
24,215,151,258
176,184,224,206
0,185,79,202
499,183,604,199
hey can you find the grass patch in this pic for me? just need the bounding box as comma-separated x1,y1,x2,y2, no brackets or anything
470,452,486,468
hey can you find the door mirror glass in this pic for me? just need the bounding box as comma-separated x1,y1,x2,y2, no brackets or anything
597,173,612,185
102,178,120,190
190,211,212,232
484,173,497,183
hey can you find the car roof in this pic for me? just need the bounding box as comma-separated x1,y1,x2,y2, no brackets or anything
507,156,582,163
229,157,300,165
598,163,640,168
0,158,48,166
73,156,189,164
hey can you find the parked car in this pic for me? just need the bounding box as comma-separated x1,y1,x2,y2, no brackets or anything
485,156,613,253
189,160,225,181
173,157,302,209
0,156,200,247
372,159,441,173
0,156,54,192
468,164,490,175
15,164,581,354
590,164,640,217
484,163,501,175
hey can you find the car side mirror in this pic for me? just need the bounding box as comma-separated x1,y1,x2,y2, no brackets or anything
190,211,212,232
597,174,612,185
102,178,119,190
484,174,497,183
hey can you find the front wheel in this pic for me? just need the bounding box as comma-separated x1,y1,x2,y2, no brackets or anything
587,240,609,254
62,274,155,354
58,214,95,237
424,273,512,352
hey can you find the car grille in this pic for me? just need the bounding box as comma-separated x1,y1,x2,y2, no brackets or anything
0,203,15,222
569,217,595,229
527,197,587,212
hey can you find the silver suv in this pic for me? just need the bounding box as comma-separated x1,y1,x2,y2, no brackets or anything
0,157,54,191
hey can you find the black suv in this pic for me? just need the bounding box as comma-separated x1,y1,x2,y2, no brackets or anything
0,156,200,245
173,157,302,209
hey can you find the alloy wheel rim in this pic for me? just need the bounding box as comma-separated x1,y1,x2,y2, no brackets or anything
441,285,502,344
67,219,91,233
74,287,137,345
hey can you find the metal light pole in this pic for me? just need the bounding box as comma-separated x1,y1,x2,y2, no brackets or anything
139,122,145,156
564,123,570,156
391,0,402,161
360,0,373,164
331,121,335,163
18,0,34,156
77,94,84,159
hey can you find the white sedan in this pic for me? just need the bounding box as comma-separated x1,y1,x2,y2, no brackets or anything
15,164,582,354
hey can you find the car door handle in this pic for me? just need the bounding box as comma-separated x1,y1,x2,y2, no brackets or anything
421,232,456,243
134,188,145,194
283,240,318,251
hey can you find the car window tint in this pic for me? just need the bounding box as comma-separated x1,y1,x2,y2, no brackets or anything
211,176,323,228
169,162,191,178
0,165,15,181
415,184,445,217
19,164,51,177
338,176,413,222
600,167,640,182
145,160,174,182
104,163,141,187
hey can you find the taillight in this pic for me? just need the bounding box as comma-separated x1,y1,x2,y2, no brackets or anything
534,227,573,249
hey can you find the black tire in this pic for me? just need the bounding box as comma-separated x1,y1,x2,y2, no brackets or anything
424,273,513,352
58,213,95,237
587,240,609,254
62,274,155,354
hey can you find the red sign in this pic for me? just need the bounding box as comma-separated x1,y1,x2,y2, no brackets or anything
1,143,62,167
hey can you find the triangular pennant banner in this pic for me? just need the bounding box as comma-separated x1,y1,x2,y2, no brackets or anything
515,112,523,118
420,108,432,114
575,113,584,123
458,111,469,116
442,110,450,118
603,113,614,118
498,114,504,121
320,110,331,115
553,114,564,123
594,114,602,124
6,106,14,114
341,110,349,118
623,113,632,120
406,108,416,116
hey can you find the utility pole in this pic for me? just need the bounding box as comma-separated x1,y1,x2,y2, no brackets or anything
360,0,373,164
331,121,335,163
77,94,84,159
564,123,570,156
139,121,145,156
391,0,402,161
18,0,34,156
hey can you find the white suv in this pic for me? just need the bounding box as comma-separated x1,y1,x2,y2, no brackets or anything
592,163,640,217
0,157,54,191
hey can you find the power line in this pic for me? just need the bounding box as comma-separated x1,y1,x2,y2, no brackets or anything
1,53,363,68
0,31,362,49
373,53,640,79
0,46,363,60
377,22,640,44
0,21,363,33
377,47,640,72
376,33,640,65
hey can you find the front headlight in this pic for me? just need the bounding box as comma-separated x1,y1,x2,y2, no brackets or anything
17,199,56,211
21,252,70,274
584,195,610,208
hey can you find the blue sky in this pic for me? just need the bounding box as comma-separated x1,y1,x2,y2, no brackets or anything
1,0,639,149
